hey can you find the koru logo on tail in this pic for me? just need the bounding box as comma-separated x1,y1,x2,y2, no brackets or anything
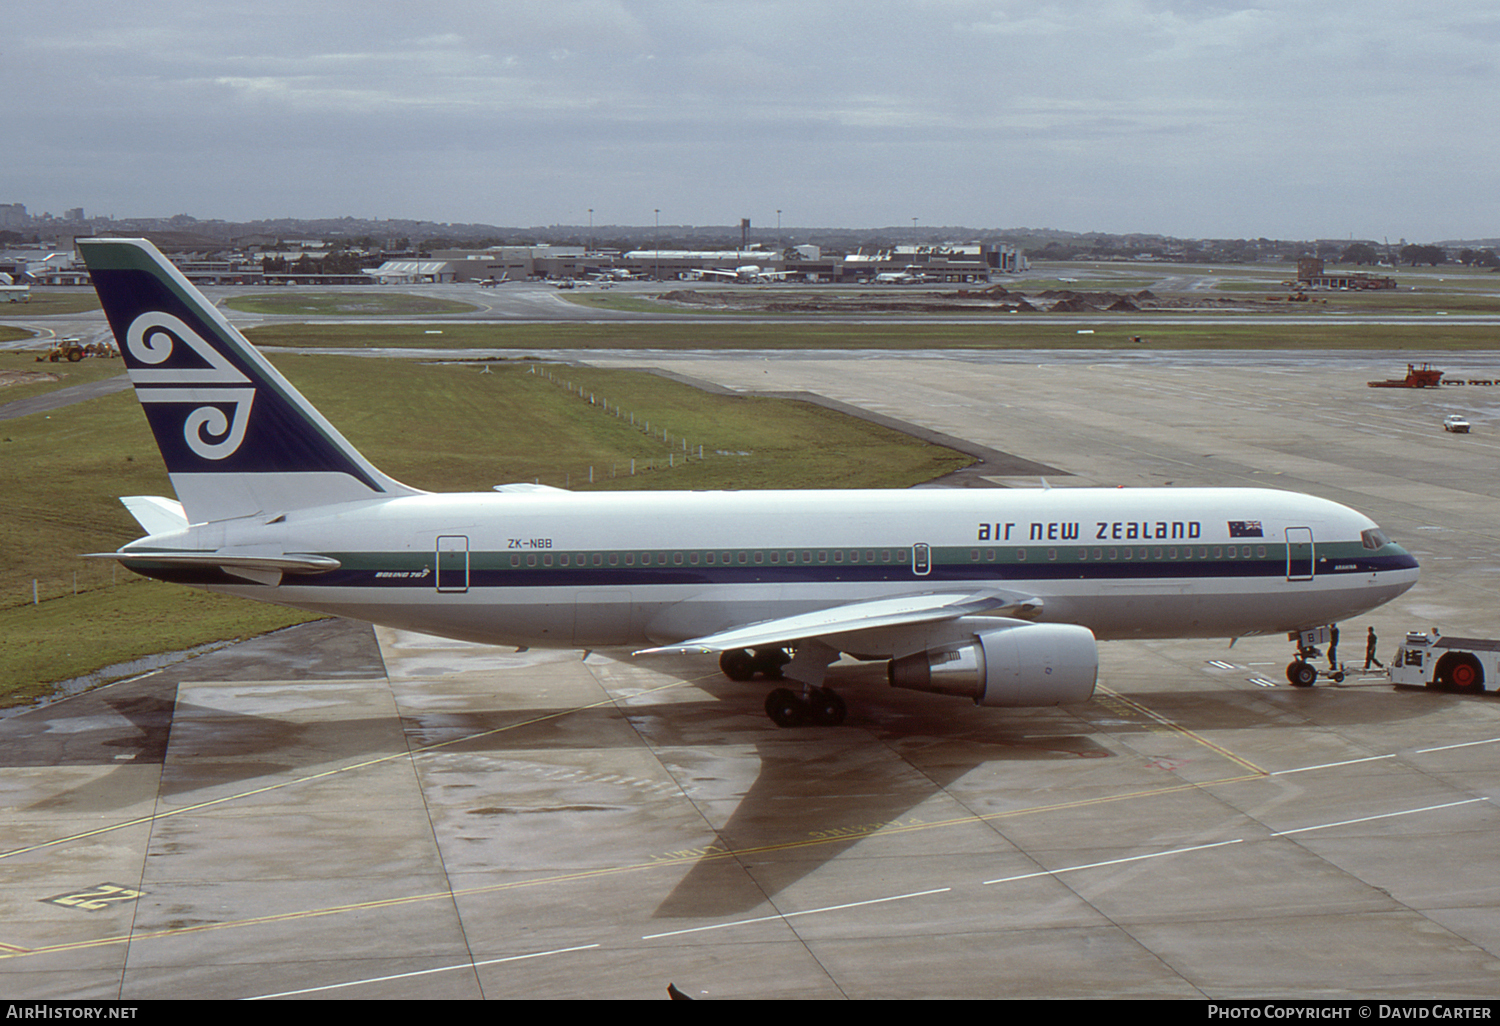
127,311,254,460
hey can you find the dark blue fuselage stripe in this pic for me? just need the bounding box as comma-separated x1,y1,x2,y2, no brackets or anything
125,553,1418,589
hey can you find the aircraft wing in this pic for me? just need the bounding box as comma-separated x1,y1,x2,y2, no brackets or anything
635,588,1042,656
492,483,570,493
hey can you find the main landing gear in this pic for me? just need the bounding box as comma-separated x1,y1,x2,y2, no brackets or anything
765,685,847,727
719,644,848,728
718,647,790,682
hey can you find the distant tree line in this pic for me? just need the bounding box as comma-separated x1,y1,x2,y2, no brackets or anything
261,252,371,275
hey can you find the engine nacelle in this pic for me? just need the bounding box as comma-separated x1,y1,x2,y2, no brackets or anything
888,623,1098,707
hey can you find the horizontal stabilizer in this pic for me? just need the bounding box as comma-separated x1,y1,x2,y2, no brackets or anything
120,495,189,534
635,589,1040,656
492,483,570,493
82,550,341,575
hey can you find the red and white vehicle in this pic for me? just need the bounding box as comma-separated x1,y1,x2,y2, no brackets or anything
1389,632,1497,693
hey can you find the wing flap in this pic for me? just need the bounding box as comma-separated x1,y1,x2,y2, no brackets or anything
635,589,1041,656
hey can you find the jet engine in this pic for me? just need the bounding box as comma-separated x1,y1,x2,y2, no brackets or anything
888,623,1098,707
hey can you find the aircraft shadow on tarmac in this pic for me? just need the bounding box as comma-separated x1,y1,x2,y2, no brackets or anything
3,618,1455,921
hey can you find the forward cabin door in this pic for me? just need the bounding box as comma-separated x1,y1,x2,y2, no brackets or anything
1285,527,1314,582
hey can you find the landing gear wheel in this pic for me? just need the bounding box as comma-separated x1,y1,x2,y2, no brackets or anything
752,647,790,680
806,687,847,727
1287,660,1318,688
720,649,756,682
765,687,808,727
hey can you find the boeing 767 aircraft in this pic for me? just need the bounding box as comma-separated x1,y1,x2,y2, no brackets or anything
80,238,1419,727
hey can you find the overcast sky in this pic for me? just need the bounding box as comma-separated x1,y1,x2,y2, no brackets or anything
9,1,1498,240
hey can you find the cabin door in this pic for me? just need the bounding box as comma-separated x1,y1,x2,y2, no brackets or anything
436,535,470,593
912,542,931,576
1285,527,1314,582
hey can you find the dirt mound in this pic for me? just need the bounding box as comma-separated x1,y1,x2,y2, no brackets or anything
657,290,727,306
1049,296,1096,312
0,370,62,389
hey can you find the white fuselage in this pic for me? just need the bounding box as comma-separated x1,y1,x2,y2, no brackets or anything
125,485,1419,653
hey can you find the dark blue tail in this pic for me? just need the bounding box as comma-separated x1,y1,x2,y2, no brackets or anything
80,238,420,523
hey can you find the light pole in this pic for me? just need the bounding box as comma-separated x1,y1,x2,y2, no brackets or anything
654,208,660,281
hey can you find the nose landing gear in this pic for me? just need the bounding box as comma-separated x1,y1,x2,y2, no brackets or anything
1286,625,1344,687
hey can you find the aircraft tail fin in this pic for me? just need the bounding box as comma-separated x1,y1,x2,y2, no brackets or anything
80,238,422,523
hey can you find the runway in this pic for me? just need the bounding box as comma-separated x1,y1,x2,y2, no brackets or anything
3,351,1500,999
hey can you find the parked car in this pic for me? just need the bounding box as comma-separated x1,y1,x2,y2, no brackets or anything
1443,414,1471,433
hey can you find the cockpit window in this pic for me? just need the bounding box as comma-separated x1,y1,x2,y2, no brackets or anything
1361,528,1390,550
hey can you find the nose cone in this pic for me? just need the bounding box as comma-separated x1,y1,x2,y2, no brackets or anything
1380,542,1421,599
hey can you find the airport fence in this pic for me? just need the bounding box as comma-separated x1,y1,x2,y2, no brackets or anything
11,560,133,611
527,365,713,484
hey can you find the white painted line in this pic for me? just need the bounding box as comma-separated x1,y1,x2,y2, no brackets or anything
982,839,1243,885
1271,798,1489,837
1416,737,1500,754
641,887,951,940
244,943,601,999
1270,754,1395,775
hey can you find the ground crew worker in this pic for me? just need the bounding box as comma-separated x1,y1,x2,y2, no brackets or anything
1365,627,1384,670
1328,625,1339,670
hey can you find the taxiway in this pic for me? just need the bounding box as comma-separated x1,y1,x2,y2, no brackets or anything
2,351,1499,999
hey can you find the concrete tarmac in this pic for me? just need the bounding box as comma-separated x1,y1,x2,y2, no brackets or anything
3,352,1500,999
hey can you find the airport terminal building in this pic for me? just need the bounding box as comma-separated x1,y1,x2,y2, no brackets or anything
617,242,1026,283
